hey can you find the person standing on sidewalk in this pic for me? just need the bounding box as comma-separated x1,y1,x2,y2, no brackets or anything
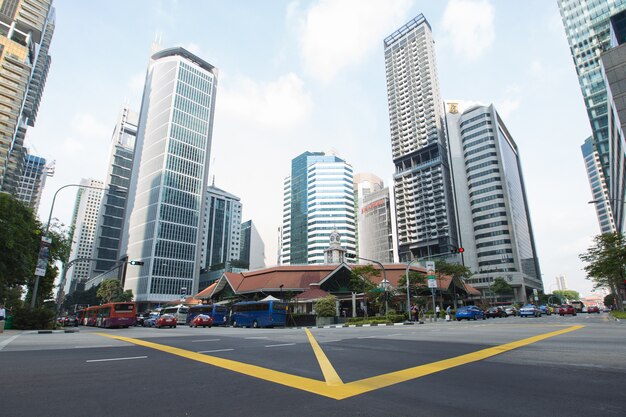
445,305,451,321
0,304,6,333
435,305,441,319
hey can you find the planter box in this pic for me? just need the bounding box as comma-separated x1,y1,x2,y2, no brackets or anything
316,316,335,326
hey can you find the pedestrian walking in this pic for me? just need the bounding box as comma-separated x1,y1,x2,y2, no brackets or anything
0,304,6,333
435,305,441,319
445,305,451,321
411,304,418,322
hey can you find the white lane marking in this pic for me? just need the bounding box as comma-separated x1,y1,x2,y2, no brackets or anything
265,343,296,348
191,339,221,342
245,337,268,339
198,349,234,354
384,333,402,337
357,336,377,339
0,334,20,351
86,356,147,363
74,345,114,349
319,339,341,343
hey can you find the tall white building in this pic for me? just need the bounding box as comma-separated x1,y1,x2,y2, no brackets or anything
121,47,218,303
582,137,615,233
445,102,543,303
556,275,568,291
240,220,266,270
384,15,459,262
201,184,242,269
281,151,355,265
65,178,104,293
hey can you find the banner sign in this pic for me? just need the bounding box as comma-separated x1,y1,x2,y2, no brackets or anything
34,237,52,277
428,278,437,288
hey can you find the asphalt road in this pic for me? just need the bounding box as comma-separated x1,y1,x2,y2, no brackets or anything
1,313,624,417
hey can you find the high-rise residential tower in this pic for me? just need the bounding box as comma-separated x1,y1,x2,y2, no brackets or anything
65,178,104,294
558,0,626,230
121,47,218,303
0,0,55,193
582,137,615,233
15,151,51,211
445,102,543,303
280,151,356,265
384,15,459,262
90,107,138,278
357,185,396,263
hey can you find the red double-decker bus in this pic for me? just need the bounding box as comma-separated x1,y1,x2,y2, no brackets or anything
84,302,136,328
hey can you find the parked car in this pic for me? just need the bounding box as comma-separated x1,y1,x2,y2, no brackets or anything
155,314,177,328
538,305,552,316
190,314,214,328
519,304,542,317
455,306,485,321
143,312,160,327
503,306,518,316
136,312,151,327
58,316,78,327
587,305,600,314
558,305,577,316
485,307,506,318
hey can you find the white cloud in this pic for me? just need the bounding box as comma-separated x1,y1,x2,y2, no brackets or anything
495,98,520,119
293,0,414,82
128,72,146,95
62,136,85,155
218,73,313,129
441,0,495,61
70,112,111,140
530,59,543,75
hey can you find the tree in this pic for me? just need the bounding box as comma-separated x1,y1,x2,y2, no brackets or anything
435,260,473,308
96,279,132,303
62,285,100,311
579,232,626,311
0,193,40,306
553,289,581,302
314,295,337,317
604,293,616,309
397,271,427,297
491,277,513,304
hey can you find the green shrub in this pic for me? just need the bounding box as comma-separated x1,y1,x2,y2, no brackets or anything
314,295,337,317
11,306,55,330
610,310,626,319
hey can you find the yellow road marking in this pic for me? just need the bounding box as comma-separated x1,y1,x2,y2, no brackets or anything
305,328,343,386
96,324,583,400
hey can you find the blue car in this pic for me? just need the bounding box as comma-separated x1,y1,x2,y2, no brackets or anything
537,305,551,316
455,306,485,321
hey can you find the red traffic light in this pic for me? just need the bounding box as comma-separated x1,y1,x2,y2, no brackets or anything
458,247,464,253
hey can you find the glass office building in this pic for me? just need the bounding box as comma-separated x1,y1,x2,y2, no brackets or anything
122,47,218,302
281,151,355,265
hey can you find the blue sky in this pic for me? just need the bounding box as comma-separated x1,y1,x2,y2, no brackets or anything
30,0,599,296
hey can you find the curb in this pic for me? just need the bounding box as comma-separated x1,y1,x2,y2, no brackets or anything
37,329,80,334
293,322,421,330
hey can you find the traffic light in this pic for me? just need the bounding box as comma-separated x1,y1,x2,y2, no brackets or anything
458,247,464,253
129,260,144,266
452,247,465,253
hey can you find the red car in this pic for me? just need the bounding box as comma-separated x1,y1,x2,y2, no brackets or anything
190,314,214,328
558,305,577,316
587,305,600,314
155,314,177,328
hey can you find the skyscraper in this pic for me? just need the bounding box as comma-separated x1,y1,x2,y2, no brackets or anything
90,107,138,278
558,0,626,229
65,178,104,294
121,47,218,303
582,137,615,233
281,151,355,265
201,184,242,267
384,15,459,262
445,102,543,303
0,0,55,193
357,185,395,263
15,151,51,211
239,220,266,270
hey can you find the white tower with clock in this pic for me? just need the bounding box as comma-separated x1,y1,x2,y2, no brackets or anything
324,229,347,264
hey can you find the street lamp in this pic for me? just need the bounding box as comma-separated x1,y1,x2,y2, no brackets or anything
279,284,284,301
31,183,123,309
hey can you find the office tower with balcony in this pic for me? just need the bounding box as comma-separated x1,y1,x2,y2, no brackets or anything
121,47,218,303
198,183,242,289
384,14,459,263
445,102,543,303
558,0,626,230
0,0,54,194
280,151,356,265
90,107,138,278
582,137,615,233
65,178,104,294
239,219,265,271
15,151,51,211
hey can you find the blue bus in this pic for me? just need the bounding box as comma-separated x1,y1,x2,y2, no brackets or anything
230,300,287,328
186,304,229,326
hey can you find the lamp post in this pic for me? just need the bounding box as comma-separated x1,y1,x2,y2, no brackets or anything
31,183,122,309
279,284,284,301
350,255,388,317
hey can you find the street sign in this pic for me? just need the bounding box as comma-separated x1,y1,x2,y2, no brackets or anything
425,261,435,279
428,278,437,288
